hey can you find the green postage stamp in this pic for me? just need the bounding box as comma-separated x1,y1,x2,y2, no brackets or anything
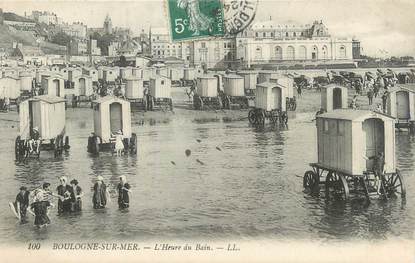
167,0,225,41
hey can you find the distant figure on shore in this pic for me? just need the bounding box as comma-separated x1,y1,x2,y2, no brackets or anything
381,90,389,113
117,176,131,209
70,179,83,212
29,127,41,154
367,89,374,105
350,95,358,110
29,183,53,228
92,176,110,209
365,152,385,195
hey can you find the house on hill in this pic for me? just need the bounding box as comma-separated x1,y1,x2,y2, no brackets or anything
11,44,46,65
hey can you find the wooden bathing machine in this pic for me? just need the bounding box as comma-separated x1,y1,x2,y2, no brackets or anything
41,75,65,97
149,76,172,98
321,84,348,112
125,77,144,99
196,76,218,97
92,96,131,143
255,82,287,112
223,75,244,97
269,75,294,98
386,85,415,123
316,109,395,175
19,95,66,140
237,71,258,90
0,77,20,99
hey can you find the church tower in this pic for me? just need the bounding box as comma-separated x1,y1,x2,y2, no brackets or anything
103,14,112,34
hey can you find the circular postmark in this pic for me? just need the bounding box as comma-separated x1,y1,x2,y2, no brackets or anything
223,0,258,35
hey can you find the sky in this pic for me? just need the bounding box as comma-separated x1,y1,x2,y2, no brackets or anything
1,0,414,57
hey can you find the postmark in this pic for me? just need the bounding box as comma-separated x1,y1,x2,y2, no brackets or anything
223,0,258,34
167,0,225,41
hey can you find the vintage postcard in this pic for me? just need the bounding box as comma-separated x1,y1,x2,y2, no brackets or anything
0,0,414,262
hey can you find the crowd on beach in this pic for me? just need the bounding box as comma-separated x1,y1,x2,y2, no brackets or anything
13,175,131,228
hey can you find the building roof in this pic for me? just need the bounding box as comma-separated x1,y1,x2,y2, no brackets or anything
317,109,394,121
18,46,44,57
251,21,311,30
93,95,128,104
224,74,243,79
256,81,285,89
32,95,66,104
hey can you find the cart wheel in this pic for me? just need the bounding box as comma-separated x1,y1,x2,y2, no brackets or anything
256,110,265,125
303,170,319,191
325,172,349,200
383,170,406,199
248,109,256,124
292,99,297,111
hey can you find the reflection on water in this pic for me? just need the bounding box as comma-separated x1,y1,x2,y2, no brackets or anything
0,109,414,244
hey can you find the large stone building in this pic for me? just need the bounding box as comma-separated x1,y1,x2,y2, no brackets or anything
30,11,61,25
235,20,359,67
150,27,236,68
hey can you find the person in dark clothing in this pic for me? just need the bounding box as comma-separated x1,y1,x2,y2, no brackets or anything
366,152,385,194
367,89,374,105
29,183,53,228
117,176,131,209
70,179,83,212
56,176,72,214
93,176,110,209
15,186,30,223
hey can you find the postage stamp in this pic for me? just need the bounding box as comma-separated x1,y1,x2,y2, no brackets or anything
223,0,258,34
167,0,225,41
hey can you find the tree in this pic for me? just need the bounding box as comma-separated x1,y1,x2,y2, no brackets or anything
51,32,72,47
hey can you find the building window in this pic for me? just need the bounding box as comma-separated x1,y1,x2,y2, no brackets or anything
293,32,296,37
339,46,346,58
275,46,282,60
285,32,289,37
312,46,318,60
263,32,266,37
271,32,274,37
201,42,206,48
286,46,295,60
322,45,328,59
255,32,258,37
255,46,262,59
214,48,220,61
161,80,165,85
299,46,307,60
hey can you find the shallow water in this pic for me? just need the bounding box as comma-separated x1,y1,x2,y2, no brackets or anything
0,108,414,244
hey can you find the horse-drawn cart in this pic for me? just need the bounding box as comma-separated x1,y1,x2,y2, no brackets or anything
303,109,406,201
15,95,70,161
87,96,137,155
248,82,288,125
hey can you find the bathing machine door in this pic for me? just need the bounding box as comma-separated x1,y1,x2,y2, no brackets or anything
396,90,410,120
53,79,61,97
333,87,343,109
363,118,385,171
79,77,86,96
272,86,282,110
109,102,123,134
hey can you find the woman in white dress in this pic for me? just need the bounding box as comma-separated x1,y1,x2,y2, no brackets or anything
112,130,124,156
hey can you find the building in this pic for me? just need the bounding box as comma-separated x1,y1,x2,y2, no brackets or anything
87,38,101,56
235,20,357,68
30,11,60,25
150,27,192,62
103,14,112,35
60,22,87,39
192,38,237,69
11,44,46,65
69,39,88,55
